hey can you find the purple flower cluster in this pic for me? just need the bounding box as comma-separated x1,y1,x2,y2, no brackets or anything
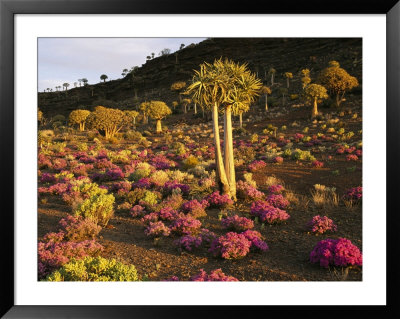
241,230,269,252
307,215,337,234
151,155,176,170
157,207,182,222
310,238,362,268
174,235,202,251
130,205,146,218
181,199,209,218
221,215,254,232
248,160,267,172
266,194,289,209
343,186,362,201
40,173,57,184
164,180,190,195
170,216,202,235
205,191,234,208
250,200,290,224
198,228,218,247
110,181,132,193
105,167,125,181
267,184,285,194
191,269,239,281
236,181,265,200
144,221,171,237
132,178,152,189
209,232,251,259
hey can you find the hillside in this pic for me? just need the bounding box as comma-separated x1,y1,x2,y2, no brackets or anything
38,37,362,117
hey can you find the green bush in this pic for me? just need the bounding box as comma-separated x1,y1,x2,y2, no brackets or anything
73,193,115,226
128,168,151,182
45,256,139,281
183,155,199,169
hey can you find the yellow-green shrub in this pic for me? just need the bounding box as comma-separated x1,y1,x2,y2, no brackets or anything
73,193,115,226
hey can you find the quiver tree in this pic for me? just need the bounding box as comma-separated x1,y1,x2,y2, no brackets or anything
139,102,150,124
284,72,293,88
279,88,288,106
100,74,108,82
182,98,191,114
146,101,172,133
301,68,311,89
185,58,261,200
124,110,139,126
172,101,178,110
260,86,271,111
268,68,276,86
69,109,91,131
170,81,187,103
319,61,359,107
86,106,128,139
304,84,328,119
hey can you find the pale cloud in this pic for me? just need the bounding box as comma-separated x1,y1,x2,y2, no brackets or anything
38,38,205,92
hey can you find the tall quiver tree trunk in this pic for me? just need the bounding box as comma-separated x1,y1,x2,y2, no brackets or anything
311,98,318,118
212,102,230,196
194,103,197,114
156,119,162,133
224,105,237,200
239,112,243,128
265,94,268,111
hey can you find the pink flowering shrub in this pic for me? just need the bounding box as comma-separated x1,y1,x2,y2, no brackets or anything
310,238,362,268
221,215,254,232
191,269,239,281
164,180,190,195
52,158,68,171
209,232,251,259
144,221,171,237
267,184,285,194
181,199,209,218
205,191,233,209
170,216,202,235
236,181,265,201
141,212,159,225
174,235,202,251
199,228,217,247
273,156,284,164
250,200,290,224
241,230,269,252
40,173,57,184
130,205,146,218
312,160,324,168
157,207,181,222
38,153,52,169
38,183,69,196
346,154,358,161
266,194,289,209
248,160,267,172
38,231,103,279
343,186,362,201
307,215,337,234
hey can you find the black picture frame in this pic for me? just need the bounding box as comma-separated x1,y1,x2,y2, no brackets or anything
1,0,399,318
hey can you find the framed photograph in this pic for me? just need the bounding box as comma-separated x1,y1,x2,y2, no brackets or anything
1,0,399,317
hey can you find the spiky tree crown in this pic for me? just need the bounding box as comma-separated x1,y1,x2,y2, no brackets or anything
261,86,271,95
171,81,187,92
319,63,359,94
124,110,139,120
69,110,91,125
284,72,293,79
146,101,172,120
304,84,329,101
86,107,128,130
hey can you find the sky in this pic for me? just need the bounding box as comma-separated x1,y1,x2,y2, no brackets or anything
38,38,206,92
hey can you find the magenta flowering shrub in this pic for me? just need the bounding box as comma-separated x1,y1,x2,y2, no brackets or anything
144,221,171,237
141,212,159,224
52,158,68,171
95,158,115,170
236,181,265,201
312,160,324,168
174,235,202,251
58,215,102,241
105,167,125,181
38,231,103,279
310,238,362,268
250,200,290,224
266,194,289,209
346,154,358,161
293,133,304,142
151,155,176,170
164,180,190,195
209,232,251,259
38,153,52,169
273,156,284,164
110,181,132,194
79,156,96,164
181,199,209,218
40,173,57,184
307,215,337,234
343,186,362,201
267,184,285,194
248,160,267,172
199,228,217,247
221,215,254,232
130,205,146,218
132,178,152,189
355,149,362,157
170,216,202,235
241,230,269,252
205,191,234,208
191,269,239,281
71,163,94,176
157,207,181,222
38,183,69,196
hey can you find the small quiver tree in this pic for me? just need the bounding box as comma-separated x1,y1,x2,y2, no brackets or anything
139,102,150,124
260,86,271,111
284,72,293,88
69,109,91,131
279,88,288,106
268,68,276,86
170,81,187,103
304,84,328,119
182,98,191,114
146,101,172,133
86,106,128,139
319,61,359,107
124,110,139,127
